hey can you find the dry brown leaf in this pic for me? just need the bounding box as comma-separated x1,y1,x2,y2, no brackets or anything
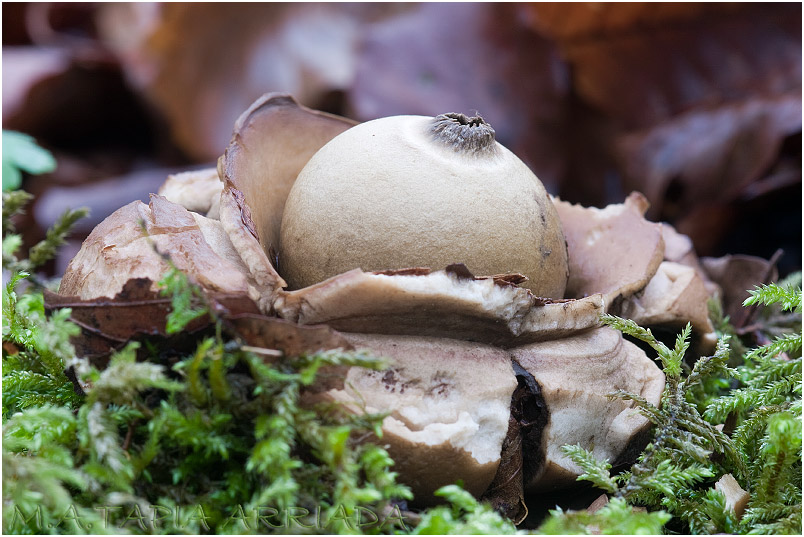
524,3,737,43
481,362,546,525
46,277,352,363
97,3,390,160
534,4,801,226
586,493,609,514
546,5,800,129
482,415,527,523
44,278,225,361
224,314,353,361
701,253,780,328
616,96,801,221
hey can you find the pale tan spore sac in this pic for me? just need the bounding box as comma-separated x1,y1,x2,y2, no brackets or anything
278,113,569,297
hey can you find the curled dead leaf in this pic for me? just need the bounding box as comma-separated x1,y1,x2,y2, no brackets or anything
701,253,780,328
46,278,352,366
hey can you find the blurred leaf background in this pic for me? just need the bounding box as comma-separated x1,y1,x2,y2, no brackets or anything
2,2,800,277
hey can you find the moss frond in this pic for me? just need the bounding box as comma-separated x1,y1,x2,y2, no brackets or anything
744,282,802,313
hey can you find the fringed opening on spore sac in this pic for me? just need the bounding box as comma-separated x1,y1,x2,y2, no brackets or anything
430,113,497,155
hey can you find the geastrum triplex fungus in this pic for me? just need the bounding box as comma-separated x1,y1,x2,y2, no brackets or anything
59,93,724,518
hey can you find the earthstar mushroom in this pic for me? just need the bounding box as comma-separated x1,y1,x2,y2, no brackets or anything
59,93,739,511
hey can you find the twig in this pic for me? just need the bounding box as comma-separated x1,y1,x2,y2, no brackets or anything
241,345,283,357
122,418,140,452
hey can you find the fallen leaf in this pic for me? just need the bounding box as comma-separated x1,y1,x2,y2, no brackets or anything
701,253,780,328
97,3,391,161
482,415,526,522
536,5,801,223
45,276,353,365
616,96,801,222
542,5,801,129
224,314,353,360
524,4,801,267
44,278,217,361
524,3,738,43
586,493,609,514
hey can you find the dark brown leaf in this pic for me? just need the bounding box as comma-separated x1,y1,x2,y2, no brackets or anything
701,253,780,328
524,4,803,269
482,415,526,522
533,4,801,225
616,96,801,222
45,278,211,361
46,275,354,365
3,50,153,154
97,3,390,160
224,314,353,360
482,360,547,524
45,278,260,360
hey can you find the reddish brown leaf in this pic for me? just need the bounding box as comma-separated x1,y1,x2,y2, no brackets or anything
701,253,780,328
45,276,354,366
97,3,390,161
548,5,800,129
525,3,737,43
224,314,353,360
45,278,203,360
371,267,433,277
44,278,260,361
